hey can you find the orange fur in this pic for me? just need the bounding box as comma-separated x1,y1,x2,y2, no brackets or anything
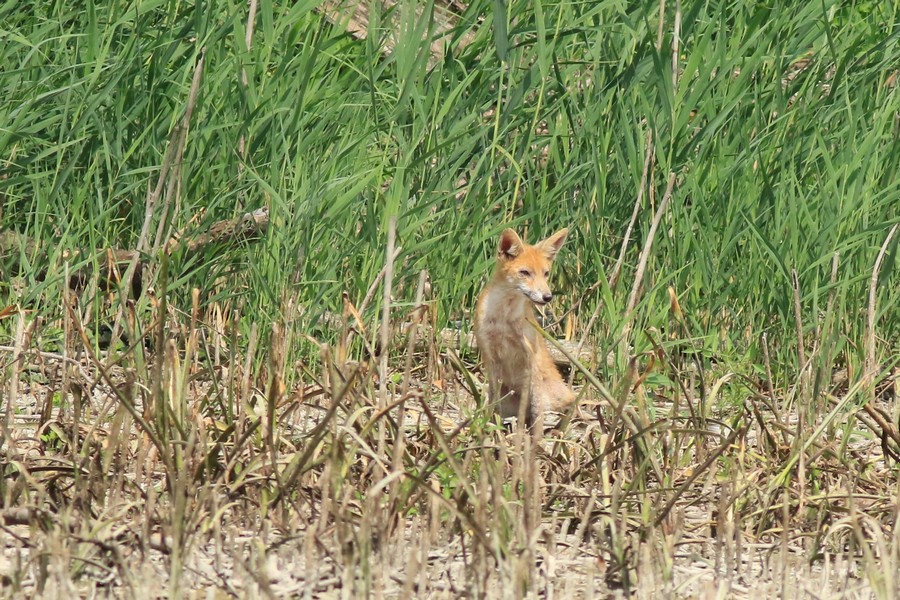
474,227,575,426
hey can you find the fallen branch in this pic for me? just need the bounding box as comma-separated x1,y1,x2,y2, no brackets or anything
0,207,269,296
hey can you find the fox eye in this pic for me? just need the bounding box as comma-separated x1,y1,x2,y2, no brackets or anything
518,268,532,277
543,270,550,277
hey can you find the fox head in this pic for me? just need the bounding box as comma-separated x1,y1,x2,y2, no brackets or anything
495,227,569,305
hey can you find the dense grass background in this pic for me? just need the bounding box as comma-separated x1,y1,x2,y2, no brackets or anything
2,0,899,381
2,1,900,596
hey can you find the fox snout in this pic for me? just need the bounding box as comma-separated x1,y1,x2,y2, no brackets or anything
529,292,553,304
520,284,553,305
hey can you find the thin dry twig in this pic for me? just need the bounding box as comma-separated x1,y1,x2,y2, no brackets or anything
152,48,207,255
791,268,806,373
360,245,403,317
625,171,676,318
2,310,26,436
610,134,654,291
236,0,259,201
866,223,898,394
656,0,666,49
672,0,681,91
377,216,398,463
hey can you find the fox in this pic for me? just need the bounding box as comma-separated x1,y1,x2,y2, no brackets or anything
474,227,576,427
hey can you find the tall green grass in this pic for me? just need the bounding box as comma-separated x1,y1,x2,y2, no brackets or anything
1,0,898,376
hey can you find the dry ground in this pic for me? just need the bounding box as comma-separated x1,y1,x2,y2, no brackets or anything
2,345,897,599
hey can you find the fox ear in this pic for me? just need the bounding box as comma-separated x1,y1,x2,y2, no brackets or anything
498,228,524,259
538,227,569,260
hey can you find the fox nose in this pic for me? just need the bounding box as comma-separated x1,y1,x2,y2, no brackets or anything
542,292,553,303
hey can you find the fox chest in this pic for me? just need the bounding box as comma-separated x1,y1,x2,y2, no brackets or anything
476,293,537,372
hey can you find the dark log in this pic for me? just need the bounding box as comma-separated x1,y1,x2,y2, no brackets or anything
0,207,269,298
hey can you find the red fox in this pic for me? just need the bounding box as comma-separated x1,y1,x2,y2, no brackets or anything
475,227,576,426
